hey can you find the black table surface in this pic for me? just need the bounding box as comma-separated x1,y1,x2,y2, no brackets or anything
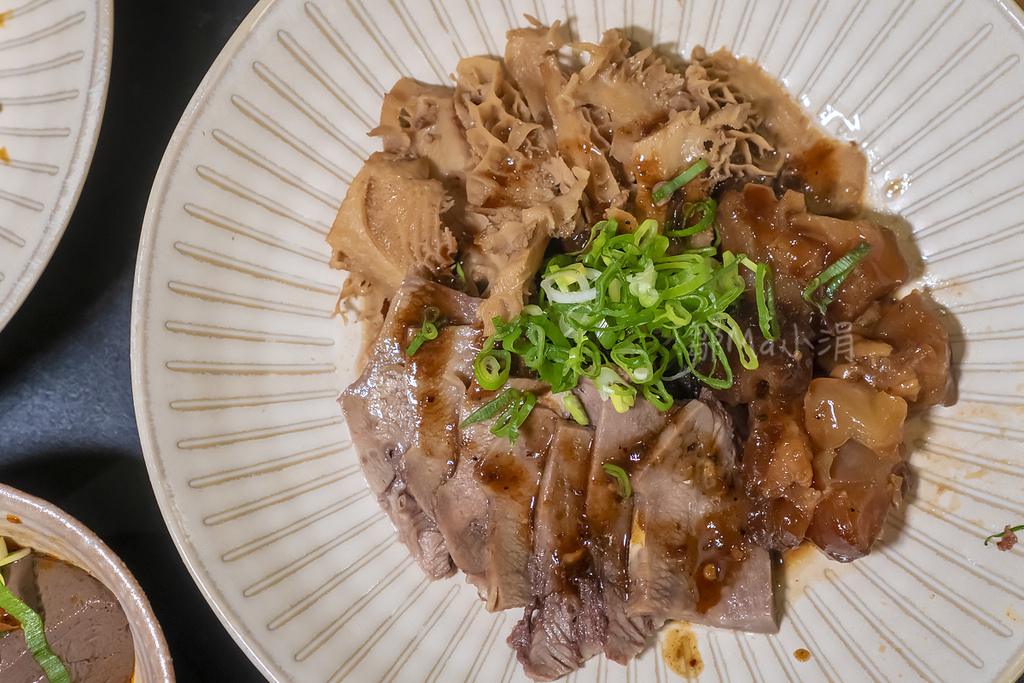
1,2,1023,683
0,1,266,680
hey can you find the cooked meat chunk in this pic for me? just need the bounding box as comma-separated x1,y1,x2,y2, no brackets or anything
743,398,820,551
717,183,907,321
803,378,908,562
996,526,1019,552
713,301,815,406
821,290,953,408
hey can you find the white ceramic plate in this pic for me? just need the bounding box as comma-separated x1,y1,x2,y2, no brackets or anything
0,0,112,331
131,1,1024,681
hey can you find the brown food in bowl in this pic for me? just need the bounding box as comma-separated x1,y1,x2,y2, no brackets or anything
0,546,135,683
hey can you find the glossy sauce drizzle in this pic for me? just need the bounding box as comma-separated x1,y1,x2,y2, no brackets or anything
661,622,704,678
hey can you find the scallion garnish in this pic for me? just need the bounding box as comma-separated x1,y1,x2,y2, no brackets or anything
562,394,590,425
802,242,872,315
474,341,511,391
666,199,717,237
602,463,632,498
0,540,71,683
651,159,709,204
473,213,777,410
460,387,537,444
984,524,1024,546
740,257,779,341
406,306,441,356
595,366,637,413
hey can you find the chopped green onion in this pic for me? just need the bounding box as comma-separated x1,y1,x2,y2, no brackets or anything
602,463,632,498
641,380,674,411
739,257,779,341
490,390,537,443
666,199,717,237
594,366,637,413
406,306,441,356
474,347,511,391
459,388,536,444
460,388,518,427
802,242,872,314
455,262,466,282
563,394,590,425
651,159,709,204
0,541,71,683
984,524,1024,546
472,213,778,411
754,262,779,341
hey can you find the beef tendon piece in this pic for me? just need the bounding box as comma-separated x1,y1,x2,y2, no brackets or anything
744,398,821,551
717,183,908,321
803,378,908,562
713,301,815,406
823,290,953,408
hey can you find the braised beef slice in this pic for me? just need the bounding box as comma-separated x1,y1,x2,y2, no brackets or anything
581,380,662,664
433,381,558,611
627,399,777,634
341,275,481,579
509,421,596,681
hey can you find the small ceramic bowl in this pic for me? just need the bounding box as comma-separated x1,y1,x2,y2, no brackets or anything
0,483,174,683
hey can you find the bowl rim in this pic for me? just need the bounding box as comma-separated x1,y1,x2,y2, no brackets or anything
0,482,175,683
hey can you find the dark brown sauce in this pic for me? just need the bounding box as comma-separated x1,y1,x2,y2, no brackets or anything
661,622,704,678
691,505,750,614
789,140,837,186
466,406,555,502
477,450,530,495
738,183,778,238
